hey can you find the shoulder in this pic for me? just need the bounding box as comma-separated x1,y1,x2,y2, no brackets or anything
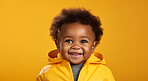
98,64,113,75
39,64,56,75
89,64,114,77
36,65,56,81
98,64,115,80
39,65,50,74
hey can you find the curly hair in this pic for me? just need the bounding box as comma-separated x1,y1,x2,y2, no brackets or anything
50,8,103,44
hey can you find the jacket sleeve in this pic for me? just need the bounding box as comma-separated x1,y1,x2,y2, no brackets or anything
36,67,44,81
107,74,115,81
106,68,115,81
36,65,51,81
36,74,43,81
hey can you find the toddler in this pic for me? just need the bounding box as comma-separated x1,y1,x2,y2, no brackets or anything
36,8,115,81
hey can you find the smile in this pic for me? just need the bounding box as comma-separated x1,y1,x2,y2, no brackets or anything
68,52,83,58
68,53,83,55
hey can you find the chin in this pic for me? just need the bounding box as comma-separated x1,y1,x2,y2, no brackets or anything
70,61,84,65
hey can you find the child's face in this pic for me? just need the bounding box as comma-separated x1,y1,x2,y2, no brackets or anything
57,22,97,64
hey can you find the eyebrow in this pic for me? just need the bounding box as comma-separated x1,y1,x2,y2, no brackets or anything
80,36,90,40
63,36,90,40
63,36,73,39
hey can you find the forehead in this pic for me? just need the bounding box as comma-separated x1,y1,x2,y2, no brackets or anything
59,22,95,39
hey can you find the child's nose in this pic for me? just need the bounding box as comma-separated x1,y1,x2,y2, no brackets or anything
71,44,81,50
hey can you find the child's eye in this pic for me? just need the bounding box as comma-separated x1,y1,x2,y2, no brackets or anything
65,40,73,43
80,40,88,43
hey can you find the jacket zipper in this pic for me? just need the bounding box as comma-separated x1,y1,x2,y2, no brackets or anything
77,64,87,81
65,61,74,81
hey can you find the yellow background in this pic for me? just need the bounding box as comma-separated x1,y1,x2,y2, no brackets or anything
0,0,148,81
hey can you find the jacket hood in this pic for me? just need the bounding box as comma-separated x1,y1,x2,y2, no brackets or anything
47,49,106,65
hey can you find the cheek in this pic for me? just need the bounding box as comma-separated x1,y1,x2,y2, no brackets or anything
60,43,71,53
82,44,93,53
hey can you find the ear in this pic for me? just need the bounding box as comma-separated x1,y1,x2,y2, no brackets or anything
91,41,98,53
55,40,60,51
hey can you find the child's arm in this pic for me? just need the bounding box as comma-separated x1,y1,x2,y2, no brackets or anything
36,65,50,81
106,68,115,81
36,69,44,81
36,75,43,81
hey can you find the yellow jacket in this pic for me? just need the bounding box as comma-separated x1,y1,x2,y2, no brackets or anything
36,50,115,81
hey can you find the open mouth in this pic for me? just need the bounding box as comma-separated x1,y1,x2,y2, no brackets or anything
68,52,83,55
68,52,83,58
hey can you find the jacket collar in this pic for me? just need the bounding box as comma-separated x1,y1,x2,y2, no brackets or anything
48,49,106,65
84,52,106,65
